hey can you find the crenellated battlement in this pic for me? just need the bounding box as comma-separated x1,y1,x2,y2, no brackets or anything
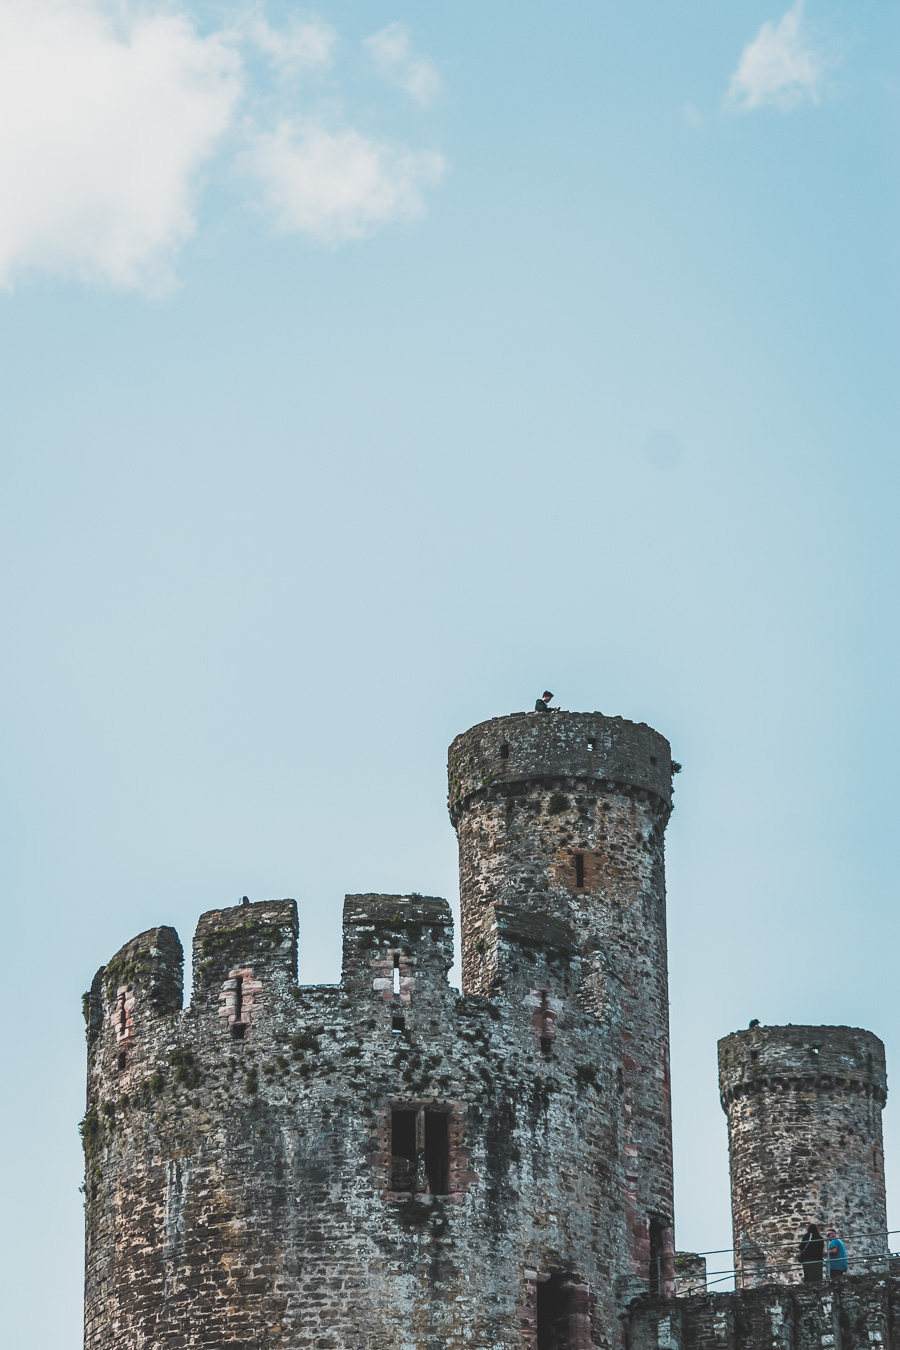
84,887,601,1143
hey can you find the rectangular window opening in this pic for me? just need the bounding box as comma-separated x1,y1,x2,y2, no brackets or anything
392,954,401,996
390,1106,450,1196
117,1050,127,1072
391,1108,417,1193
574,853,584,888
649,1218,665,1295
537,1274,573,1350
500,742,509,759
391,1014,406,1033
423,1110,450,1195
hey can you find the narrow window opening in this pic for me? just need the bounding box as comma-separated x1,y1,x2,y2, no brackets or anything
230,975,245,1039
750,1049,758,1061
117,1050,127,1072
537,1274,573,1350
500,742,509,760
392,1014,406,1033
423,1111,450,1195
118,1002,127,1035
587,739,595,752
648,1218,665,1295
650,755,657,765
574,853,584,888
390,1108,417,1193
392,954,401,996
540,989,555,1054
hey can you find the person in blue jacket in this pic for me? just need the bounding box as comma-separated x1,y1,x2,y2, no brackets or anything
826,1228,848,1278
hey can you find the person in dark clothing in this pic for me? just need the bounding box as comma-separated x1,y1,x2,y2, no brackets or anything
535,691,558,712
798,1224,825,1282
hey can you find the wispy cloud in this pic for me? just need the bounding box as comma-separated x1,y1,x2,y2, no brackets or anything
0,2,447,296
240,120,445,243
365,23,442,108
727,0,827,112
235,9,336,78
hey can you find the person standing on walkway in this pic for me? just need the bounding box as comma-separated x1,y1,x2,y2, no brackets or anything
798,1224,825,1282
826,1228,848,1279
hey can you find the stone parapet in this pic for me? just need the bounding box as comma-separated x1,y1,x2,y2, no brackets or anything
628,1273,900,1350
719,1025,888,1107
448,712,673,822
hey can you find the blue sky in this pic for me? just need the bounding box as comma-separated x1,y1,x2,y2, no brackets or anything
1,0,897,1340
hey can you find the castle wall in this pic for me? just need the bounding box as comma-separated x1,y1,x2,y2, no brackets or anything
83,893,627,1349
718,1025,888,1289
448,712,676,1294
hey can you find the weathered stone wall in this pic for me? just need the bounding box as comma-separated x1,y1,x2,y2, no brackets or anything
82,712,896,1350
718,1025,888,1289
83,891,628,1349
674,1253,708,1297
449,712,676,1297
628,1273,900,1350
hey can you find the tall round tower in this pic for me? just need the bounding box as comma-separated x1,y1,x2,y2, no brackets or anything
448,710,677,1292
718,1024,889,1288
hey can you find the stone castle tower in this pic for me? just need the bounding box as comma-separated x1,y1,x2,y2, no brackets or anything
719,1025,888,1289
81,712,896,1350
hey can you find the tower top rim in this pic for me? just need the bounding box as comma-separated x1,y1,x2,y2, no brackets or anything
718,1024,887,1104
447,710,673,818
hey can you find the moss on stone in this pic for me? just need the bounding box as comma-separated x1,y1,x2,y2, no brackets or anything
197,920,287,984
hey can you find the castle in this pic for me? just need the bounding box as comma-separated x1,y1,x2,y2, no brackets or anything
82,712,897,1349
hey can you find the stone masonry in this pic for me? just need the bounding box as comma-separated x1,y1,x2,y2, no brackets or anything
719,1024,889,1288
449,713,675,1300
81,711,897,1349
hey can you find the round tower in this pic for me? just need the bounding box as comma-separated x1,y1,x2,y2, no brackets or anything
718,1024,889,1288
448,710,677,1292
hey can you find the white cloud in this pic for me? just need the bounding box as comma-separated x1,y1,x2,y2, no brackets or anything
0,2,447,294
238,10,336,77
365,23,442,108
240,120,445,243
727,0,826,112
0,0,241,294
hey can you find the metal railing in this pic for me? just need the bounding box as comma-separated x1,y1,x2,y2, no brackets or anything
656,1229,900,1296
